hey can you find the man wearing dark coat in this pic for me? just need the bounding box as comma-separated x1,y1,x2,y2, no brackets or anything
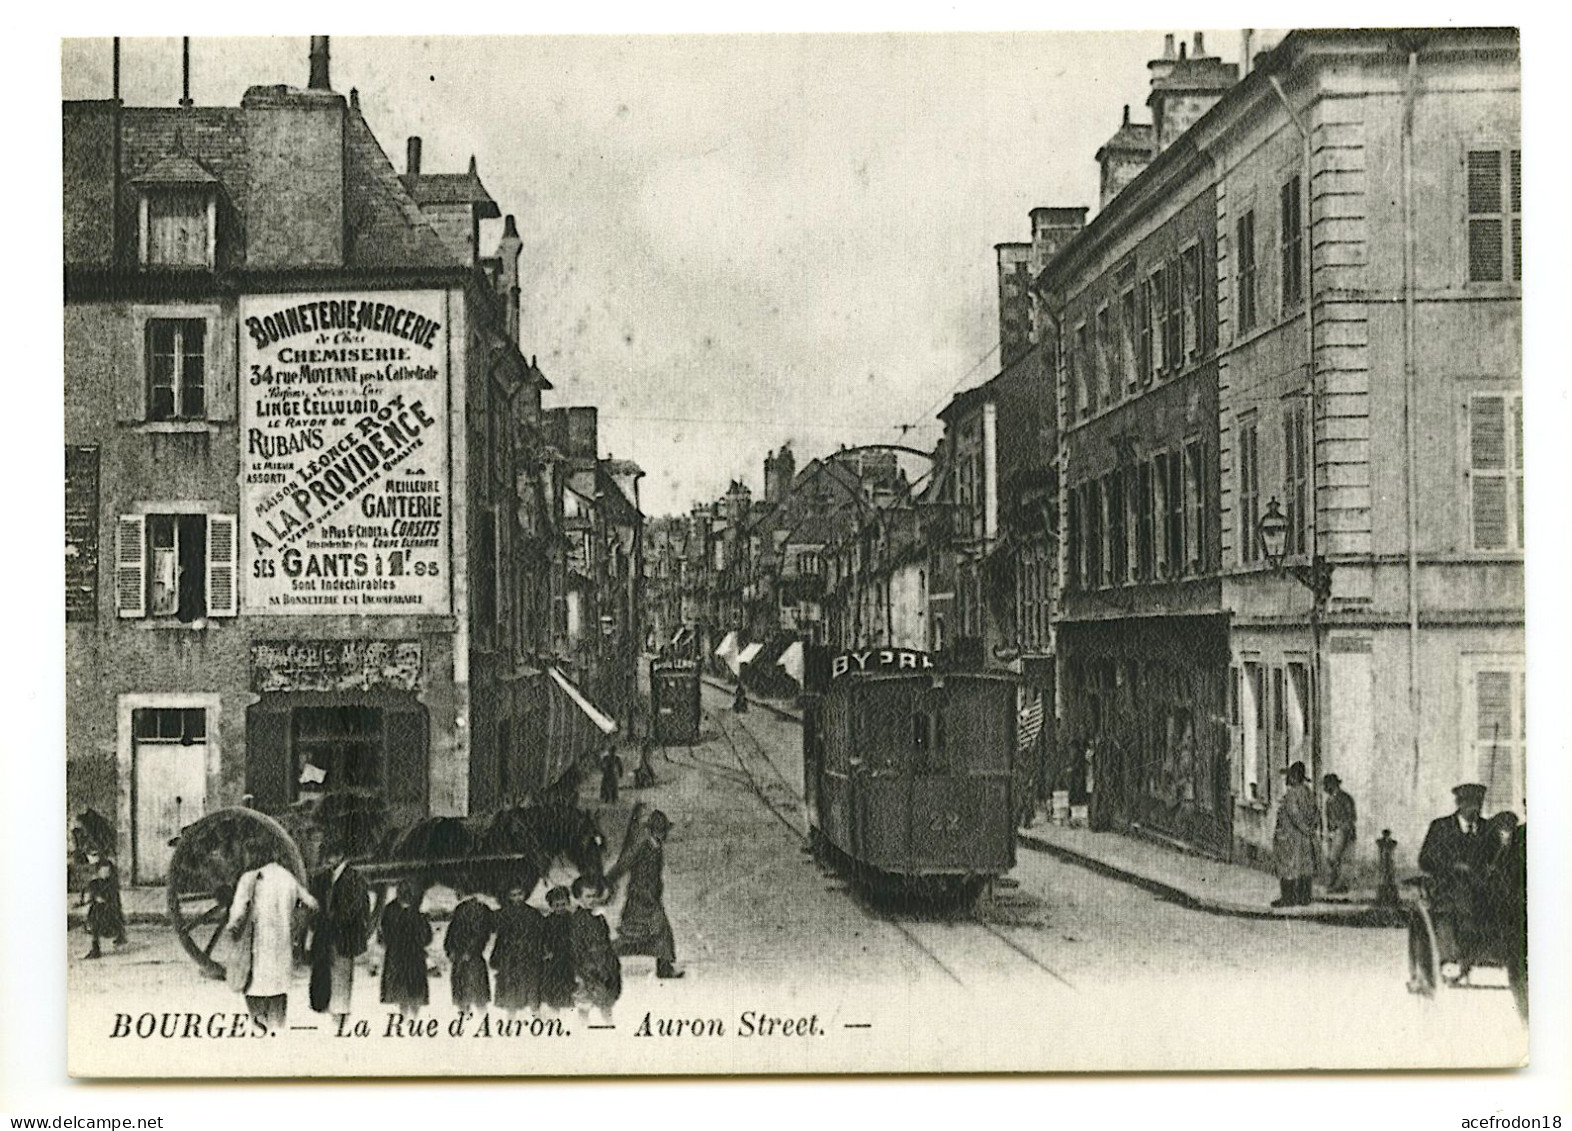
378,884,432,1016
444,893,498,1013
1418,782,1494,974
607,808,683,978
490,883,545,1016
307,847,372,1022
1271,761,1319,907
1483,812,1527,1021
599,747,625,805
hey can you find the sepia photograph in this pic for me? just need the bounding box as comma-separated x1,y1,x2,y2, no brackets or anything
19,9,1567,1115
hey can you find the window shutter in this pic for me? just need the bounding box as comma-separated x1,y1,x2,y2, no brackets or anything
115,515,146,618
207,317,235,422
1467,150,1504,282
1470,396,1509,549
1474,670,1516,807
206,514,238,617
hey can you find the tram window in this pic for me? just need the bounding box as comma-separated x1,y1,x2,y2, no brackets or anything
948,684,1010,775
912,710,949,775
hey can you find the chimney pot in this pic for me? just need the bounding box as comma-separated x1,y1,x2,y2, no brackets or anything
308,36,331,91
407,136,422,178
1178,42,1188,61
1164,33,1176,59
1194,31,1205,56
1122,103,1131,126
503,214,520,239
349,87,359,110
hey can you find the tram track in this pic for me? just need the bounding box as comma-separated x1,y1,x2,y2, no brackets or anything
707,704,1074,993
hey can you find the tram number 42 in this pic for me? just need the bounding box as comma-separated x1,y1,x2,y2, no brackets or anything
927,811,961,833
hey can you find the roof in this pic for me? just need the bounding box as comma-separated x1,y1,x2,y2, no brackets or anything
1096,119,1154,159
403,162,502,218
64,90,469,273
602,458,645,478
131,149,220,187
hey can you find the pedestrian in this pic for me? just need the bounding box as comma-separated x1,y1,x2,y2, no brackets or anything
378,882,432,1018
539,886,577,1012
1482,811,1527,1022
1418,783,1494,978
444,891,498,1014
607,808,683,978
569,877,622,1023
633,739,657,790
1321,773,1357,894
81,854,127,959
599,745,625,805
307,844,372,1026
733,680,748,713
225,860,319,1034
1271,761,1318,908
490,881,545,1017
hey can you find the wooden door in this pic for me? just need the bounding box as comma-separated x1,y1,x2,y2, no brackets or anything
134,740,207,883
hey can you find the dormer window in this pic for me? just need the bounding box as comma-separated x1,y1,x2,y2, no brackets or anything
133,148,221,270
144,190,215,268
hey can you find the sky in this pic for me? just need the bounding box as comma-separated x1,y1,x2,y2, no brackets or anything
61,31,1267,515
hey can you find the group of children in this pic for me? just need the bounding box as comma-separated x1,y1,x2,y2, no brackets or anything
375,876,622,1023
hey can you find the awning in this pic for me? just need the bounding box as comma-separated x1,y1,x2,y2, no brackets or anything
777,640,805,686
715,631,740,660
540,666,619,783
737,642,763,667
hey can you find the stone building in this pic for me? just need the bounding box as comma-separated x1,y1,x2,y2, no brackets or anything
62,40,587,880
1040,28,1522,870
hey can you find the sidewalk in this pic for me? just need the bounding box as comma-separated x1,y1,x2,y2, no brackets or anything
1019,821,1409,927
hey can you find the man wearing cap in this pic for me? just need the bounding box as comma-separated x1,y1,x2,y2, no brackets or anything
1321,774,1357,894
1271,761,1319,907
1418,783,1493,974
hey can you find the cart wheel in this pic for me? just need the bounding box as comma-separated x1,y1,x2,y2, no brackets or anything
166,807,307,980
1406,904,1440,997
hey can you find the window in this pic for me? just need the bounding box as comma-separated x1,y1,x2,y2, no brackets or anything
1085,482,1104,588
1469,393,1524,550
1164,262,1183,373
146,319,206,421
1139,274,1154,383
1108,470,1128,584
1096,306,1115,406
293,706,384,797
1078,323,1097,416
1120,288,1138,392
133,707,207,744
1243,661,1267,802
1280,175,1304,308
1066,489,1082,591
1236,210,1258,333
1181,244,1202,359
1161,450,1183,575
1470,666,1525,815
797,552,822,575
142,190,214,268
1283,404,1310,556
1238,419,1261,563
1148,268,1167,378
1467,148,1521,283
1135,462,1155,581
1185,439,1207,573
115,512,237,622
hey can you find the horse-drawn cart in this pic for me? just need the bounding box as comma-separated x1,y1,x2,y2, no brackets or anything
166,791,608,981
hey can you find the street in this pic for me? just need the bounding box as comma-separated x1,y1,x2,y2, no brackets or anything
67,682,1526,1075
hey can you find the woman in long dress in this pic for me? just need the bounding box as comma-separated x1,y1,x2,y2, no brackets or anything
444,893,497,1013
490,882,545,1017
226,860,319,1033
606,808,682,978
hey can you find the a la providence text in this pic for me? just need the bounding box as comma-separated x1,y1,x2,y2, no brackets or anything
108,1010,829,1040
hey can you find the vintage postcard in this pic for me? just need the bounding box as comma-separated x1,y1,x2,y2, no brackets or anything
61,29,1531,1079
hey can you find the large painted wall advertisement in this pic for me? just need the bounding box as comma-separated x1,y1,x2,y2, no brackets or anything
239,290,450,615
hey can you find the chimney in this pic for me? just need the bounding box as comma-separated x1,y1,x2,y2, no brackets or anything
995,242,1033,366
1164,33,1176,58
1178,41,1187,61
1193,31,1206,57
406,136,422,179
1097,103,1155,209
241,79,346,269
499,214,523,345
1241,30,1254,77
180,37,193,108
1030,208,1088,273
309,36,331,90
1147,30,1240,154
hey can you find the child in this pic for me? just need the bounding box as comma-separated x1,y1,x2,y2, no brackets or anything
378,883,432,1018
81,854,127,959
569,877,622,1023
444,891,497,1014
539,886,577,1014
490,881,544,1018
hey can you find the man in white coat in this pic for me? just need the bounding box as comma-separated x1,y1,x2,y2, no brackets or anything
227,860,318,1034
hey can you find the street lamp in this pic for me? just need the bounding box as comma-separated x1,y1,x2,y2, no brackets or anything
1257,497,1334,604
